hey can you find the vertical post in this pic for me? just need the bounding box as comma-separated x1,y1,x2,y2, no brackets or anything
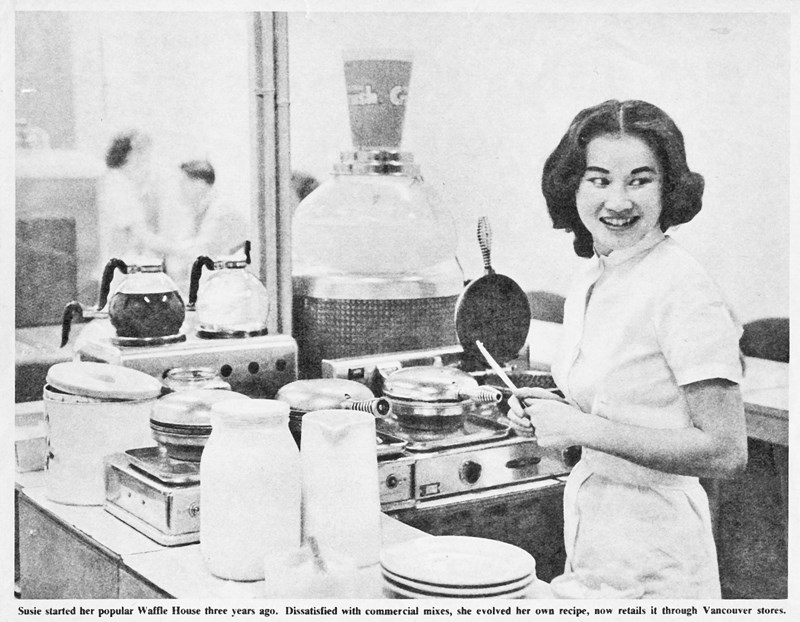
274,13,293,337
250,12,292,335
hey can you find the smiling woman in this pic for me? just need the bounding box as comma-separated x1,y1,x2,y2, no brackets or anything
508,99,747,599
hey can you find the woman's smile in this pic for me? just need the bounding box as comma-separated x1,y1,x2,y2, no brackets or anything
598,213,641,229
576,134,663,256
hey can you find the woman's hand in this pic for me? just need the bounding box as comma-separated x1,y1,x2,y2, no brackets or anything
508,388,587,448
507,379,747,478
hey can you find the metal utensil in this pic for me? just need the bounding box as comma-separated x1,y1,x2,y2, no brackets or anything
475,340,564,400
475,340,535,436
475,340,518,393
477,340,583,467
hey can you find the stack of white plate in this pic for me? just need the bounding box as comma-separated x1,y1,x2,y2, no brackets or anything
381,536,537,599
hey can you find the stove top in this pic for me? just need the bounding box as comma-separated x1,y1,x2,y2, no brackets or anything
102,343,569,546
322,345,571,511
376,413,510,452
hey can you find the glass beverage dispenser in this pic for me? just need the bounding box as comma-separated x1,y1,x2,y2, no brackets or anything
292,50,463,377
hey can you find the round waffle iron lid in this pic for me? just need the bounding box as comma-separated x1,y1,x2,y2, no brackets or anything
381,365,481,403
151,389,250,428
274,378,379,414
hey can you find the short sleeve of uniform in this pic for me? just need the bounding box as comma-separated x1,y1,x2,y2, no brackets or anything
654,267,743,386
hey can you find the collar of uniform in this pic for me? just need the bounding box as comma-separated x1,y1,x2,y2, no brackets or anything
596,228,666,268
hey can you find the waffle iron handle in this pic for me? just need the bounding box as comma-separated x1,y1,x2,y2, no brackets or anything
458,385,503,404
477,216,494,275
341,397,391,418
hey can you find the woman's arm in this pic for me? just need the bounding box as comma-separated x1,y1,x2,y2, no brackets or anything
510,378,748,479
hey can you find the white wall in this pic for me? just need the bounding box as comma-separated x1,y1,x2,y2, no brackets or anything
287,12,790,323
17,9,790,323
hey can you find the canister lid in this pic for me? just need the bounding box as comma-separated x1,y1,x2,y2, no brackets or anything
46,361,164,401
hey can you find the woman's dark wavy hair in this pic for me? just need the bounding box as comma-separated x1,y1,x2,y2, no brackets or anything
541,100,705,258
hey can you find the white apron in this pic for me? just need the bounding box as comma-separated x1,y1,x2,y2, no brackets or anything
551,230,742,599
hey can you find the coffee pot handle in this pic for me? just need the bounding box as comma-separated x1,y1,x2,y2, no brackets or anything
187,256,215,310
60,301,84,348
97,258,128,310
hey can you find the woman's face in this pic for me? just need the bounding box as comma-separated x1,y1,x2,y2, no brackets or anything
575,133,663,256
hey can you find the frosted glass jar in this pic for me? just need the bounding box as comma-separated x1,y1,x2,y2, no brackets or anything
200,399,301,581
292,161,461,286
291,152,464,375
300,410,382,567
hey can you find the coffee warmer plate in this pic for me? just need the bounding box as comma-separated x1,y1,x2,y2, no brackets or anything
77,331,298,398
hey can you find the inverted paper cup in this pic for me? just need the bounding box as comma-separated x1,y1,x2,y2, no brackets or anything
343,49,413,149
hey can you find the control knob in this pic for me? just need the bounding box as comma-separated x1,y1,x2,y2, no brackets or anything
459,460,482,485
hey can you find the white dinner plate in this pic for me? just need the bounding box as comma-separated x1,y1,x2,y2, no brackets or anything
381,567,534,594
384,576,532,600
380,536,536,588
382,570,533,598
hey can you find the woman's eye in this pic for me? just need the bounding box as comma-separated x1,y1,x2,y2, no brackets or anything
585,177,609,187
629,177,654,187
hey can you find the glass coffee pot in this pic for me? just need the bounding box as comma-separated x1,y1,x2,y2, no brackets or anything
61,257,186,347
187,241,269,338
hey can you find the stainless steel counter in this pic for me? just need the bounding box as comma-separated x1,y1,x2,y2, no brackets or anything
16,469,553,599
15,470,420,599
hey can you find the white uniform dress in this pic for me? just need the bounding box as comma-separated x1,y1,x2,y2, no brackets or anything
550,228,742,599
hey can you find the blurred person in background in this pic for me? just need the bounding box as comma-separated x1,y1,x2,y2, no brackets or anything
166,159,249,293
98,130,176,267
291,170,320,208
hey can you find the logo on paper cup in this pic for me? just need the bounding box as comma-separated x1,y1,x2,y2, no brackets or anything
389,85,408,106
348,85,379,106
348,84,407,107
